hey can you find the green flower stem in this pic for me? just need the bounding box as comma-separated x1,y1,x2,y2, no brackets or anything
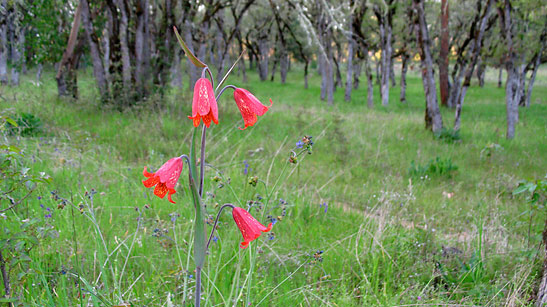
199,125,206,197
205,203,235,250
190,127,206,307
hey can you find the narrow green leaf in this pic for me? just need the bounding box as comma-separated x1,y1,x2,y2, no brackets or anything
512,184,529,195
6,117,17,127
173,26,206,68
216,50,245,92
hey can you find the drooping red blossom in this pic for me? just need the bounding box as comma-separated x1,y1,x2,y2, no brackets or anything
232,207,272,249
188,78,219,128
233,88,273,130
142,157,183,204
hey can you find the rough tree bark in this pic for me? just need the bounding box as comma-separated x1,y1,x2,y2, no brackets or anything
400,50,409,103
498,0,519,139
345,11,354,102
439,0,449,106
80,0,108,99
454,0,493,131
413,0,443,133
334,39,343,90
56,1,82,98
375,1,394,106
258,31,270,81
524,49,543,107
476,55,486,87
135,0,151,94
116,0,131,88
0,0,7,84
352,1,373,106
10,24,22,86
365,51,374,108
498,65,503,88
316,3,334,105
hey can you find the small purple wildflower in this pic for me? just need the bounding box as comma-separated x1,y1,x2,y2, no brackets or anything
296,140,304,149
46,207,51,212
212,236,219,243
37,196,42,200
243,160,250,175
169,213,180,223
40,204,44,208
45,214,52,219
417,296,422,301
320,202,328,213
270,217,278,225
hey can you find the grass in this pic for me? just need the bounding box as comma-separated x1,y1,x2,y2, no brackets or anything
0,62,546,306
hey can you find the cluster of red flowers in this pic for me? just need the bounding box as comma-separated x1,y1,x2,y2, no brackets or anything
188,78,272,130
142,75,273,248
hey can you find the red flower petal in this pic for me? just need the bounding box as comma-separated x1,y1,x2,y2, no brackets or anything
143,166,155,178
156,157,183,189
153,183,168,198
142,176,159,188
232,207,272,249
233,88,271,129
190,78,219,127
167,189,176,204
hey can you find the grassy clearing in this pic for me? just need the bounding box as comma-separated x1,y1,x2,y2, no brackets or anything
1,64,546,306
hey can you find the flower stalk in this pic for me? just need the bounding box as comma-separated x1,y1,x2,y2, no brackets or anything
143,30,275,307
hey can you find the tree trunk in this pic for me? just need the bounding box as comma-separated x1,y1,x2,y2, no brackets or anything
476,56,485,87
524,49,543,107
135,0,151,94
345,21,354,102
498,0,519,139
237,31,247,83
516,64,527,107
414,0,443,133
439,0,449,106
102,10,111,83
80,0,108,99
270,53,278,81
116,0,131,88
319,50,326,100
400,51,409,103
0,0,7,84
280,51,288,84
498,65,503,88
171,50,183,88
334,40,343,90
304,59,309,89
36,64,43,83
454,0,493,131
364,46,374,108
10,25,22,86
106,0,124,102
375,57,381,85
258,35,269,81
56,1,82,98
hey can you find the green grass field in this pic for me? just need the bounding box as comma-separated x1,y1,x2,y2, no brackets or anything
1,64,546,306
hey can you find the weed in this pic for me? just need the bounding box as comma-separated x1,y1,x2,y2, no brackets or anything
408,157,459,179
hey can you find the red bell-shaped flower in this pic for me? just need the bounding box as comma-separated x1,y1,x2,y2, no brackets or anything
142,157,183,204
233,88,273,130
232,207,272,249
189,78,219,128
